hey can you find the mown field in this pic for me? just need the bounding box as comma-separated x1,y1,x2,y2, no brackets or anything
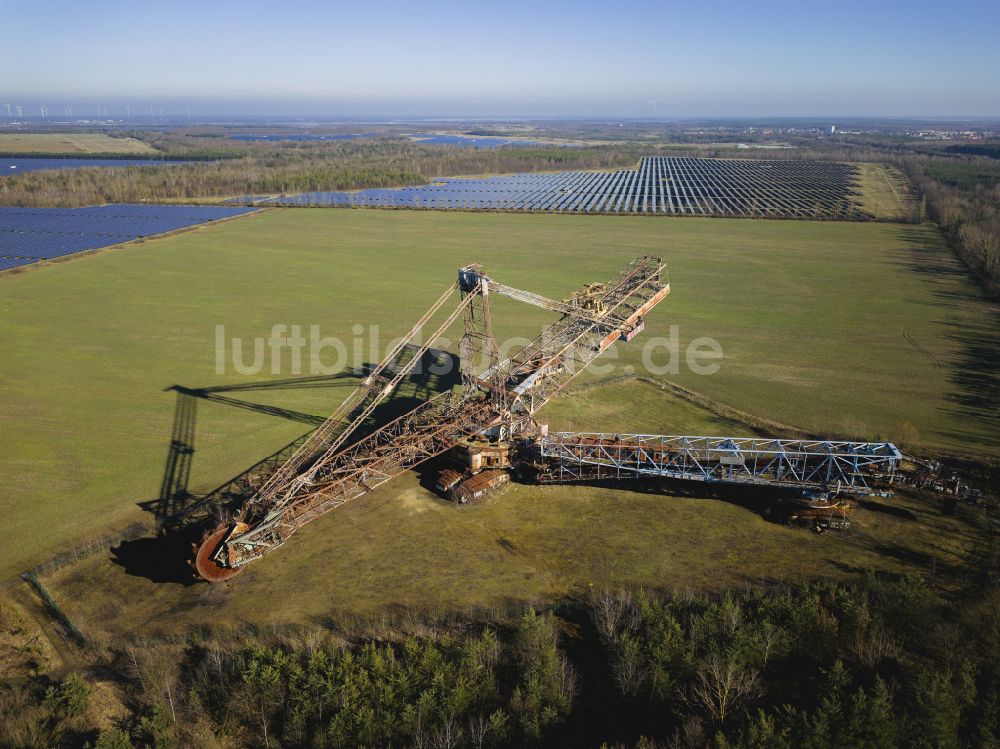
0,132,158,154
41,378,992,641
856,162,916,220
0,209,996,633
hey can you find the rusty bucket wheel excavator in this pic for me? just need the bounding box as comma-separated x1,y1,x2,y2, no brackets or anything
194,524,247,582
192,257,902,582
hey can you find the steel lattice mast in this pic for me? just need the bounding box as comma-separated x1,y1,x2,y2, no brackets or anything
195,257,671,580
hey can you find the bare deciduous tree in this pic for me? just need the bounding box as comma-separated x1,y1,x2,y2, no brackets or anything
593,590,633,645
758,621,780,667
430,713,463,749
465,712,489,749
686,654,760,723
614,636,646,697
855,625,902,667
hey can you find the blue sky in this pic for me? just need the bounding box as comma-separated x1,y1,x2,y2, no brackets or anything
3,0,998,117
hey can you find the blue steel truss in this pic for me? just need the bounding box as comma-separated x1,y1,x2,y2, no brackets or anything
537,433,902,495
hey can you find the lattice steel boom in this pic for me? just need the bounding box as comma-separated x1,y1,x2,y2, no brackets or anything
534,433,902,494
194,257,671,580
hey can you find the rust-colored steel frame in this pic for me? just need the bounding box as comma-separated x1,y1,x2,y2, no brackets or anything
249,283,461,509
490,257,668,425
206,257,671,574
458,266,504,414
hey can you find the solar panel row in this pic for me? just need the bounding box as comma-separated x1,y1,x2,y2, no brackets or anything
233,157,866,219
4,204,255,221
0,257,38,271
1,158,194,175
0,204,257,267
1,215,231,235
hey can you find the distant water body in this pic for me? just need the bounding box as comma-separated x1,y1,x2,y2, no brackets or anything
228,133,380,142
227,132,558,149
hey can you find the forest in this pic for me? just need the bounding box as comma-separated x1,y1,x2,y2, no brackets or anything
0,134,645,208
901,155,1000,297
2,572,999,749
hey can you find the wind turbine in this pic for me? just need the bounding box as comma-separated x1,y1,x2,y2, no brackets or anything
126,104,130,120
40,105,47,119
15,104,23,118
4,103,10,118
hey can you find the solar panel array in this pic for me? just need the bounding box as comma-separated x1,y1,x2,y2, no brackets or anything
0,158,193,175
0,204,257,271
233,157,866,219
0,256,37,271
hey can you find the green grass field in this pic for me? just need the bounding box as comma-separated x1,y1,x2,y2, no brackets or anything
0,132,158,154
42,383,989,641
0,209,997,630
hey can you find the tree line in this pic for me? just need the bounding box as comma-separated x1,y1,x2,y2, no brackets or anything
0,608,576,749
0,136,646,209
592,575,999,748
900,155,1000,297
2,571,999,748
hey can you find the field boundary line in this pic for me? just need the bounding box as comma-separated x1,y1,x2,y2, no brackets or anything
563,374,812,438
23,521,151,579
19,572,87,645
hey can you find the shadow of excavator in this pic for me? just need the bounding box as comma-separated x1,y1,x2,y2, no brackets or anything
112,346,460,584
